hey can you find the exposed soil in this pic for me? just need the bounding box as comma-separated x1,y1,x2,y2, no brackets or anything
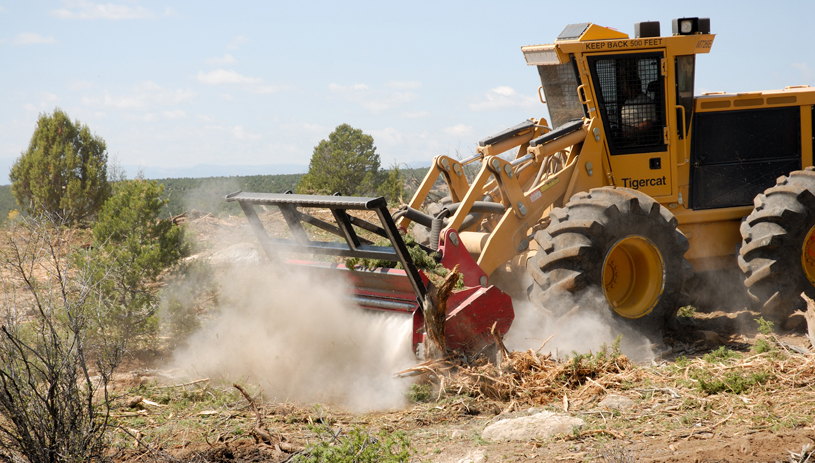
102,213,815,461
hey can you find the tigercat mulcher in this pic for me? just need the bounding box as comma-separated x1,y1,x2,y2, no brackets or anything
231,17,815,354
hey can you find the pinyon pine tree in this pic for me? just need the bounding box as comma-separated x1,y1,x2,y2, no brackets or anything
10,108,111,225
297,124,382,196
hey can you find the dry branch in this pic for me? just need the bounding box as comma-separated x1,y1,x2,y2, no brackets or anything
801,292,815,349
233,384,280,446
156,378,210,389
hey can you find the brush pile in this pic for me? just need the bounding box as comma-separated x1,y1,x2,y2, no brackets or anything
400,340,633,407
399,332,815,433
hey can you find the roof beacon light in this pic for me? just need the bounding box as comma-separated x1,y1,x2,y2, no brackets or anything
672,17,710,35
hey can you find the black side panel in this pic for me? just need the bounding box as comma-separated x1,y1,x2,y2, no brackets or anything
529,119,583,147
478,120,536,147
690,107,802,210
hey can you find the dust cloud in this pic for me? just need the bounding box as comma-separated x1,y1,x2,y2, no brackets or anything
170,261,416,411
504,288,659,363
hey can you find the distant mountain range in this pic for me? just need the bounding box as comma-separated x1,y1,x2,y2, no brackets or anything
123,161,431,180
123,163,309,179
0,161,432,185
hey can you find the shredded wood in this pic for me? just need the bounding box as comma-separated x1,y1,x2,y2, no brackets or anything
398,337,815,433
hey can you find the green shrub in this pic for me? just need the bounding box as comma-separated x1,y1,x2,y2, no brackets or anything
703,346,738,363
77,178,189,342
294,426,412,463
692,370,771,395
407,383,432,403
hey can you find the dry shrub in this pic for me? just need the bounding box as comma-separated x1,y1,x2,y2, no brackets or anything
403,339,631,406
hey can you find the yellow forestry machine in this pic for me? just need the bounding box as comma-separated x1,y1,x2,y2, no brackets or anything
228,18,815,354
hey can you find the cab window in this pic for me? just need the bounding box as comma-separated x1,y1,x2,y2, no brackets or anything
588,53,667,155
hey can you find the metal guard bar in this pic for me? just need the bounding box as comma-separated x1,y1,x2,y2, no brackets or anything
225,191,428,300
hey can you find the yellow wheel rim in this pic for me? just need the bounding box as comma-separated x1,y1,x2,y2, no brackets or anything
602,236,665,319
802,226,815,286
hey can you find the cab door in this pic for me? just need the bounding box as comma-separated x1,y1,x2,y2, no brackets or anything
587,52,672,196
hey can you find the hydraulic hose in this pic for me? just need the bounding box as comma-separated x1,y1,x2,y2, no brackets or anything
429,218,444,251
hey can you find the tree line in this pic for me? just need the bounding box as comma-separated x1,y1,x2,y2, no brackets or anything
0,108,437,461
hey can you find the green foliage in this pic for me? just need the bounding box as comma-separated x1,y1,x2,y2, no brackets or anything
755,317,774,335
294,426,412,463
345,232,440,273
676,305,696,318
407,383,432,403
702,346,738,363
692,370,771,395
753,338,774,354
0,214,123,463
567,336,624,373
10,108,111,225
81,178,189,341
134,167,429,219
297,124,382,196
158,173,303,217
158,260,219,346
0,185,19,223
752,317,780,354
378,163,407,205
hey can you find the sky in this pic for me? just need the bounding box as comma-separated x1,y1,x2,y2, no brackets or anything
1,1,814,183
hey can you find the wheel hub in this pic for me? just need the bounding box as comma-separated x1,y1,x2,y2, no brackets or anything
602,236,665,319
801,226,815,286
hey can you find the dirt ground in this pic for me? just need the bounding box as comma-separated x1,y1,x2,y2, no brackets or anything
108,305,815,463
105,213,815,462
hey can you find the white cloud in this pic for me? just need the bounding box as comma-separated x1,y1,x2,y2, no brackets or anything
231,125,260,140
402,110,430,119
469,86,537,111
67,80,93,91
386,81,422,90
197,69,261,85
204,54,236,66
163,6,177,16
13,33,57,45
328,83,369,92
22,92,60,113
50,0,155,20
329,83,418,114
444,124,473,136
492,86,516,96
81,81,195,110
162,110,187,120
124,112,157,122
362,92,417,113
220,93,234,101
370,127,403,146
792,63,815,80
301,123,328,133
226,35,250,50
280,122,328,134
249,85,283,94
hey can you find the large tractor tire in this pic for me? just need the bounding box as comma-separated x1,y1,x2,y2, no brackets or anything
528,187,691,336
739,168,815,321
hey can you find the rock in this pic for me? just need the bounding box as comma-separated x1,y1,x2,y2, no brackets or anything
426,202,444,217
481,411,584,441
412,225,431,247
450,429,464,439
599,394,635,410
126,396,144,408
456,450,486,463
